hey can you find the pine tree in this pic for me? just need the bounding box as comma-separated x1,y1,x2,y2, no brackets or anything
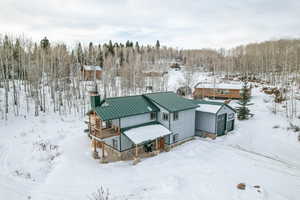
236,80,253,120
40,36,50,50
156,40,160,49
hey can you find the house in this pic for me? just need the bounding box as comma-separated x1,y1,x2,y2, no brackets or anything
192,100,236,137
142,70,167,92
87,91,235,163
170,63,181,70
81,65,103,81
193,82,251,99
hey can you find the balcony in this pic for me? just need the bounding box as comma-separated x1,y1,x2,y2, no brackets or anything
93,127,120,140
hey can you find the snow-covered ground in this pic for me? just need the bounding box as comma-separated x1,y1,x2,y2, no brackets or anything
1,71,300,200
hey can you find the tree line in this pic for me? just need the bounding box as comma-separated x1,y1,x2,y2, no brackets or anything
1,34,300,119
0,35,179,119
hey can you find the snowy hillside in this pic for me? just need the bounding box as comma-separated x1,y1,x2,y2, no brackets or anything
1,71,300,200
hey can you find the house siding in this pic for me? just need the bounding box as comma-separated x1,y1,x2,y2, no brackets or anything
217,105,235,116
103,133,135,152
120,113,155,128
195,111,216,134
103,135,120,151
217,105,235,132
170,108,196,143
153,103,170,129
120,134,135,151
151,102,196,143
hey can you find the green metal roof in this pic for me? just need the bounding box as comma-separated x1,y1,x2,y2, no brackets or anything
94,95,159,121
143,92,198,112
190,99,236,113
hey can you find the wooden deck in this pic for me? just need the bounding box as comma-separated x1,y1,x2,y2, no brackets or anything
93,128,120,140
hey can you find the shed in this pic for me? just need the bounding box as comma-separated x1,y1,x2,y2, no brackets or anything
192,100,236,136
81,65,103,81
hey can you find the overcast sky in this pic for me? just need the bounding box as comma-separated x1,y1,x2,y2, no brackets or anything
0,0,299,49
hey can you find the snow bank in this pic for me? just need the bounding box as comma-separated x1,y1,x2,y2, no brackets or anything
196,104,222,113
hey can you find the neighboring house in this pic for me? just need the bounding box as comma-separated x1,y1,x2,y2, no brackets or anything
87,91,235,163
170,63,181,70
193,83,251,99
192,100,236,136
142,70,167,92
81,65,103,81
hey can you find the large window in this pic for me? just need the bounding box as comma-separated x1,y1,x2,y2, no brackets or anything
150,112,157,120
173,112,179,120
162,112,169,121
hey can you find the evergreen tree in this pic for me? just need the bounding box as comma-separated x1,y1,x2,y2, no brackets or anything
76,42,84,65
135,41,140,53
125,40,130,48
156,40,160,49
236,80,253,120
88,42,94,65
107,40,114,55
40,36,50,50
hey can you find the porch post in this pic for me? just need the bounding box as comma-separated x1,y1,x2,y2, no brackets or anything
93,139,97,152
102,142,105,158
88,114,91,136
135,144,138,157
156,138,159,150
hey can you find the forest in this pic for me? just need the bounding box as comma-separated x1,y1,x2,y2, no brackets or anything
1,34,300,119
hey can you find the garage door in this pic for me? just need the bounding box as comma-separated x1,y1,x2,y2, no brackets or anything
227,120,234,132
217,114,227,136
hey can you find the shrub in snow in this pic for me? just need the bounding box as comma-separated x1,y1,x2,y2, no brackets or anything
288,123,300,132
273,125,280,129
263,97,270,103
88,187,110,200
237,183,246,190
14,169,32,180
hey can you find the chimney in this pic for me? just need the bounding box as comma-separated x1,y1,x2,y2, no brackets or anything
89,85,101,109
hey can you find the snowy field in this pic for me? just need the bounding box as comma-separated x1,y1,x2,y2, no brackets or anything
1,71,300,200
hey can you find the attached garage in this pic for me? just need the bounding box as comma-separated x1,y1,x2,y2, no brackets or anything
193,100,236,136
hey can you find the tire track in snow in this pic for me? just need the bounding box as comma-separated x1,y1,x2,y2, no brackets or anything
0,139,12,175
0,135,38,199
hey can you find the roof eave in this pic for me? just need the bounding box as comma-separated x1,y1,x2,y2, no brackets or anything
96,109,160,121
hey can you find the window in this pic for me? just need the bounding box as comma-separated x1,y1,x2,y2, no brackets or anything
223,90,230,94
150,112,157,120
217,89,230,94
173,133,179,143
112,139,118,149
162,112,169,121
173,112,179,120
228,113,235,120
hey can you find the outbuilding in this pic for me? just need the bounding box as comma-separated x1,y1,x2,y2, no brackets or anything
81,65,103,81
192,100,236,136
193,82,251,99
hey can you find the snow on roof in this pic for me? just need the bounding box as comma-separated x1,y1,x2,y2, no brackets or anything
196,83,243,90
124,124,171,145
83,65,102,71
196,104,222,113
